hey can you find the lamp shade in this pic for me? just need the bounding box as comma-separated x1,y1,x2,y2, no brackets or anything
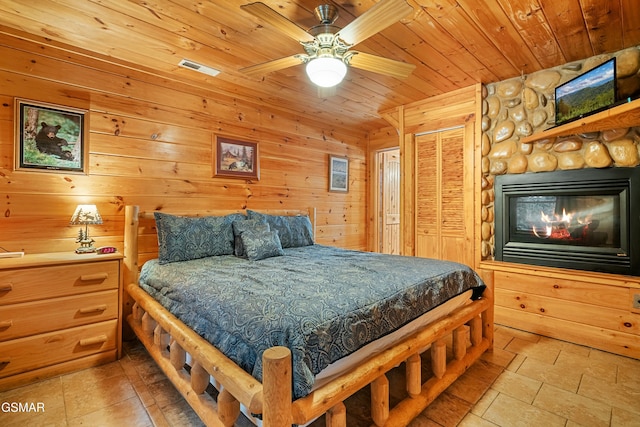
305,57,347,88
70,204,103,225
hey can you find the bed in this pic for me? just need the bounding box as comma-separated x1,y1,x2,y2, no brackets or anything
123,205,493,426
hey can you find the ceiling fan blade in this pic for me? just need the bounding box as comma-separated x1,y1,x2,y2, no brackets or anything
241,2,315,43
336,0,413,46
348,52,415,79
239,55,305,77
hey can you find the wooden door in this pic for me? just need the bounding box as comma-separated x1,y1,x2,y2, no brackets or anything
380,149,400,254
415,132,439,258
415,125,473,265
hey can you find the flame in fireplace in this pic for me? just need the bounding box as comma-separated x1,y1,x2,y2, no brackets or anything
532,208,592,240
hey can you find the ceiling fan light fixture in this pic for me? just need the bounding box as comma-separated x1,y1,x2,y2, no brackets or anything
305,57,347,88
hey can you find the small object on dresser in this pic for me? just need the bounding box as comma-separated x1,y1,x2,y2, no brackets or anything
95,246,117,254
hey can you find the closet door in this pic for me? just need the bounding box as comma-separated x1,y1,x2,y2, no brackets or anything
415,126,472,265
415,132,440,258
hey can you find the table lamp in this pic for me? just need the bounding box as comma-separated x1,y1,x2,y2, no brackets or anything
70,204,103,253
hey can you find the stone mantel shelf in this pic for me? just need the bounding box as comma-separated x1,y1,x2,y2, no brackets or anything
521,97,640,143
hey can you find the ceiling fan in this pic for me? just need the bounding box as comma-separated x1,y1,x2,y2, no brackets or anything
239,0,416,90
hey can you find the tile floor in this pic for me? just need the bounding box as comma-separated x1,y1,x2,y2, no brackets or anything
1,324,639,426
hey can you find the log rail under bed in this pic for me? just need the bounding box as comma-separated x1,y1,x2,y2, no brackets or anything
122,205,494,426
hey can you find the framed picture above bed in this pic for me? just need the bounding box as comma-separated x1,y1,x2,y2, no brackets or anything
329,155,349,192
214,135,259,180
15,99,87,173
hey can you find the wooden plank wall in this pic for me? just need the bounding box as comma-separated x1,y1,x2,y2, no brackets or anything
0,34,367,256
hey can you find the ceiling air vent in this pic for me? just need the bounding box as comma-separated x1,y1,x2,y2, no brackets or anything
178,59,220,77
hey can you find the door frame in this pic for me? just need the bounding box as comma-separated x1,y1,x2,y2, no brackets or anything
374,147,401,253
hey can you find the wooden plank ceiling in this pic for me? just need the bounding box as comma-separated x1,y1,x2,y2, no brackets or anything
0,0,638,131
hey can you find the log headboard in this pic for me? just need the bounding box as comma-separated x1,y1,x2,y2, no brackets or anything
123,205,316,287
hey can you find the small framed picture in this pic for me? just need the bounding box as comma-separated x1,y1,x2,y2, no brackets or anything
15,99,87,173
214,136,259,180
329,155,349,192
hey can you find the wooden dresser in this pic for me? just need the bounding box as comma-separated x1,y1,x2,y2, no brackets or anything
0,252,122,391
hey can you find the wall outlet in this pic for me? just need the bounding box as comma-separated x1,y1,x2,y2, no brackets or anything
634,294,640,309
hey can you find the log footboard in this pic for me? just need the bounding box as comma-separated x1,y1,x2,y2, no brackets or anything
290,296,492,426
127,282,491,427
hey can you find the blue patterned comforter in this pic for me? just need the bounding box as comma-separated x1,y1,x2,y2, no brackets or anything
139,244,485,399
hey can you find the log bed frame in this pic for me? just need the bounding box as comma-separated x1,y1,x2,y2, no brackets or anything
123,205,494,426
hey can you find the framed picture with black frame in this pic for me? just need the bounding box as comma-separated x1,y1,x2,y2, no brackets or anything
329,155,349,192
15,99,87,173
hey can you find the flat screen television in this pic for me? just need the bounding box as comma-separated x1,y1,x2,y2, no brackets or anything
554,58,617,126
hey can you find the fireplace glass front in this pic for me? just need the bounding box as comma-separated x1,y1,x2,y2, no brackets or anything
510,193,620,248
494,167,639,276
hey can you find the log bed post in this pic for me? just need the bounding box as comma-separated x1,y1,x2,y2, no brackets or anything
406,353,422,397
154,325,170,352
191,362,210,394
218,389,240,426
326,402,346,427
141,312,156,335
170,340,186,371
371,374,390,425
123,205,140,341
262,346,293,426
431,338,447,379
470,315,483,346
453,325,469,360
123,205,140,287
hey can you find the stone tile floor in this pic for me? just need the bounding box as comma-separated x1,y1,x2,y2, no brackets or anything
1,324,639,426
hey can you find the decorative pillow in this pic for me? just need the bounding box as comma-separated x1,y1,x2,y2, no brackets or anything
240,229,284,261
286,215,314,247
232,219,270,257
246,210,314,248
154,212,245,264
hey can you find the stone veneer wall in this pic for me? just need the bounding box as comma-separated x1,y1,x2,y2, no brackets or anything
481,46,640,260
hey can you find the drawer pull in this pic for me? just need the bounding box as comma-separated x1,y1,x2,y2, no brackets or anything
79,273,109,282
0,284,13,292
0,320,12,329
79,335,108,346
79,305,108,314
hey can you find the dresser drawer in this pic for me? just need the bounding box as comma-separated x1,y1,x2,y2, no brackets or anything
0,260,119,305
0,319,117,379
0,289,118,342
494,270,628,309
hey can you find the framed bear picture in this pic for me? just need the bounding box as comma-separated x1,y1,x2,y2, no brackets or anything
15,99,87,173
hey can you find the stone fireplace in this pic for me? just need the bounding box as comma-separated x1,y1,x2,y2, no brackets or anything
494,167,640,276
479,47,640,361
480,46,640,264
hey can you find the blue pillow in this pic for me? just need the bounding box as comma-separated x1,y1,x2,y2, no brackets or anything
246,210,314,248
240,230,285,261
232,219,270,257
154,212,245,264
286,215,314,247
